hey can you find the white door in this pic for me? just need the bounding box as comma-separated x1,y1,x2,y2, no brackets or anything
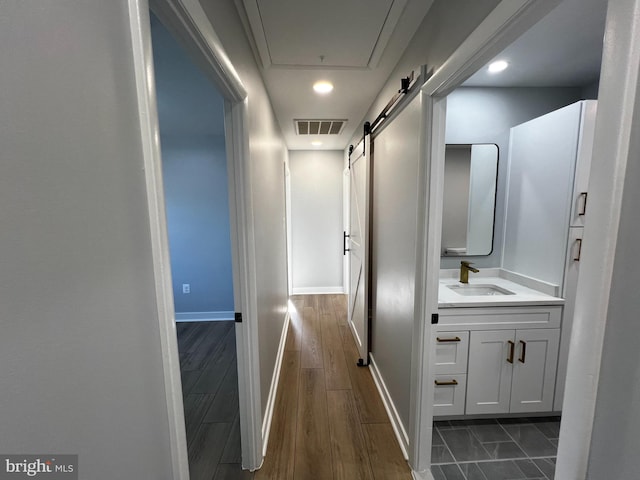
348,136,371,364
510,328,560,413
466,330,514,415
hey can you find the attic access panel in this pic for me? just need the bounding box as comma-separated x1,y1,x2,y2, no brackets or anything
243,0,408,68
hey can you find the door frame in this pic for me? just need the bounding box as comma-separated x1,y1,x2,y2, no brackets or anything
409,0,567,476
128,0,263,476
413,0,639,477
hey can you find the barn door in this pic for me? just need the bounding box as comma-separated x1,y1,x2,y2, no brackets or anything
347,131,371,365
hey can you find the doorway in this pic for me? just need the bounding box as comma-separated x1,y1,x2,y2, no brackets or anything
414,0,635,478
132,0,264,475
150,13,242,479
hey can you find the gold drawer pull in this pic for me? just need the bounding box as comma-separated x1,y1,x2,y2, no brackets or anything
574,238,583,262
579,192,588,216
434,379,459,386
507,340,515,364
519,340,527,363
436,336,461,343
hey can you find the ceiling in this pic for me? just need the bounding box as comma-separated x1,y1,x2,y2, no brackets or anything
463,0,607,88
236,0,434,150
234,0,608,151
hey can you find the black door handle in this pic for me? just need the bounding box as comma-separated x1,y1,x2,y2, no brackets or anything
343,231,350,255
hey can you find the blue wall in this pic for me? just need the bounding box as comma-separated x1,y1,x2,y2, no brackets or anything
151,14,233,316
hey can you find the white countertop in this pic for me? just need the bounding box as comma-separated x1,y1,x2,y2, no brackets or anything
438,268,565,308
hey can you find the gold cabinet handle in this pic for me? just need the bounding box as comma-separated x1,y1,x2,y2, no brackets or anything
574,238,583,262
434,379,458,386
507,340,515,364
579,192,588,216
519,340,527,363
436,336,461,343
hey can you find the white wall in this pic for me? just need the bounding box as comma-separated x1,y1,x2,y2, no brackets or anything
199,0,290,415
442,87,585,269
0,2,174,477
289,150,344,293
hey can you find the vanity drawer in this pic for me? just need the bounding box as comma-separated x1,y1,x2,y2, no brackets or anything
438,306,562,330
433,374,467,416
434,331,469,374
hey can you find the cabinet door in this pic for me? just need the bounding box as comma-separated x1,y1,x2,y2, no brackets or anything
510,329,560,413
466,330,514,415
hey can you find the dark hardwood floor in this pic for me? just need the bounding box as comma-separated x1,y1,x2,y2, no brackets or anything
177,320,250,480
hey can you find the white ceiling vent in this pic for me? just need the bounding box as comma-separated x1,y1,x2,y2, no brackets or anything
295,119,347,135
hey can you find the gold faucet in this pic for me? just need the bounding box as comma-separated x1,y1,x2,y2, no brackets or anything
459,261,479,283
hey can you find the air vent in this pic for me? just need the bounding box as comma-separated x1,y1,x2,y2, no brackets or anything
295,119,347,135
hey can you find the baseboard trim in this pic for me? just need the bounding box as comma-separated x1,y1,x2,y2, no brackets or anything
291,286,344,295
261,311,290,456
175,311,235,322
412,469,436,480
369,354,410,460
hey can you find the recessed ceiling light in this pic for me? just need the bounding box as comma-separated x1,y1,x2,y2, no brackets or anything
313,81,334,94
311,140,323,147
488,60,509,73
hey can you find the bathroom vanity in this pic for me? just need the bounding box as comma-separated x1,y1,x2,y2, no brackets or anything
433,269,564,417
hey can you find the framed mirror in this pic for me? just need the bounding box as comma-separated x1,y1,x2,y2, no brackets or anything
441,143,498,256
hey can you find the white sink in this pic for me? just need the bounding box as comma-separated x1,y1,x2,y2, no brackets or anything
447,284,515,296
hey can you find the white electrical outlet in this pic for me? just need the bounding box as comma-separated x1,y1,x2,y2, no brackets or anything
182,284,190,294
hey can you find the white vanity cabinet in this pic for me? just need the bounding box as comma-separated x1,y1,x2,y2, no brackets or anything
466,328,560,415
432,305,562,417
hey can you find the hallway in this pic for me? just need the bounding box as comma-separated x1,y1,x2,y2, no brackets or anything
255,294,412,479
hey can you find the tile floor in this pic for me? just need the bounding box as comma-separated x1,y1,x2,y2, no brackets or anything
431,417,560,480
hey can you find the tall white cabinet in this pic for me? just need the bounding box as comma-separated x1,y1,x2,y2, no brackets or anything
503,100,597,412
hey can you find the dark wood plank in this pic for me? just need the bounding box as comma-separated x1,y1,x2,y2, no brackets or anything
181,321,234,371
301,306,323,368
177,322,208,353
362,423,412,480
180,369,201,397
327,390,375,480
255,349,300,480
183,393,216,445
188,422,232,480
220,412,242,464
295,368,333,479
203,359,239,423
191,326,236,393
